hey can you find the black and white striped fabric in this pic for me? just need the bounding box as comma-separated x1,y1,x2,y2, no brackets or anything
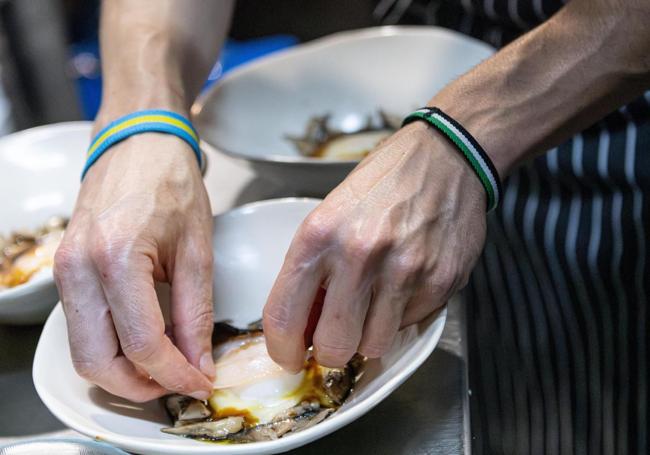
379,1,650,454
468,100,650,455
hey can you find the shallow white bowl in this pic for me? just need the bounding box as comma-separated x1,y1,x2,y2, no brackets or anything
194,26,494,196
0,122,91,325
33,198,446,454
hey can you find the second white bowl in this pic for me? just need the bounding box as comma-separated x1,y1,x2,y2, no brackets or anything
194,26,495,196
0,122,90,325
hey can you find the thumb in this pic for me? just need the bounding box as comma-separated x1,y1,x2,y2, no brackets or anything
170,240,215,381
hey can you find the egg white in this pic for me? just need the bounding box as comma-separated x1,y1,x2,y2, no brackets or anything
209,370,306,424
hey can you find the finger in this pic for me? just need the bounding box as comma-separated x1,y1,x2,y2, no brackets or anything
171,237,215,380
400,285,448,329
86,356,167,403
95,249,213,399
54,246,166,401
263,241,325,373
303,287,325,349
400,259,461,328
312,269,372,367
357,285,410,358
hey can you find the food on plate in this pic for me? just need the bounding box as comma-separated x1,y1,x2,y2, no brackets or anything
0,216,67,290
162,320,365,443
285,110,400,160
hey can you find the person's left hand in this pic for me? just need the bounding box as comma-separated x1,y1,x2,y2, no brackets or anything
263,121,488,372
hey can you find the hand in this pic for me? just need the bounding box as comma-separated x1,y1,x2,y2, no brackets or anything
263,121,487,372
54,133,215,402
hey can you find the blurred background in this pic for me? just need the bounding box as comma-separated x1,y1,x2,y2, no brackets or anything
0,0,450,134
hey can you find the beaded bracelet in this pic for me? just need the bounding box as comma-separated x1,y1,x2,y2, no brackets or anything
402,107,502,212
81,109,203,180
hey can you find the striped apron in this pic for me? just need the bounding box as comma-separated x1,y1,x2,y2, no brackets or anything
377,1,650,453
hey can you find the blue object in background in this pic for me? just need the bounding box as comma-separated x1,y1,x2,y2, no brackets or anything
70,35,298,120
204,35,299,90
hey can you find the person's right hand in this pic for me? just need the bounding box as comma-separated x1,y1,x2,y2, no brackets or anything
54,133,215,402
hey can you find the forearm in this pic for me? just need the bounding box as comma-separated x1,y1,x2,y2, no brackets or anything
97,0,233,127
432,0,650,177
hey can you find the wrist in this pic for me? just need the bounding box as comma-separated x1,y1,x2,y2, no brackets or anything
402,107,501,211
429,87,517,180
81,133,202,184
401,121,488,205
84,109,203,181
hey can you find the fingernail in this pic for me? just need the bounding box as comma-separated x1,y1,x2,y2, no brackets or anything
199,352,216,380
189,390,211,401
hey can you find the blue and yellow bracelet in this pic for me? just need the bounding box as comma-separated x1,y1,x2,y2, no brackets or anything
81,109,203,180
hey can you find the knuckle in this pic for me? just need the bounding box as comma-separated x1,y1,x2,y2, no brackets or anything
358,338,392,358
341,236,375,263
388,254,424,290
430,263,459,298
53,245,83,280
297,212,334,248
121,332,160,364
262,304,294,337
181,306,214,334
166,380,192,394
89,241,112,270
340,230,392,264
71,358,102,381
373,231,393,252
90,240,129,282
313,335,356,366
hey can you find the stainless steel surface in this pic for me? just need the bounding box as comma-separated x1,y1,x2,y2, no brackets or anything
0,439,128,454
0,151,470,453
0,324,63,438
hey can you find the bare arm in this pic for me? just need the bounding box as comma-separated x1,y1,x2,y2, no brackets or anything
263,0,650,371
436,0,650,176
55,0,233,402
97,0,232,125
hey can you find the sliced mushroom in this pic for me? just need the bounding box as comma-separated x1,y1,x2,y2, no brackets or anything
161,416,244,440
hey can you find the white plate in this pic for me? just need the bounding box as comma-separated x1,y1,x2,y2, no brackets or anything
0,122,91,325
194,26,494,195
34,198,446,454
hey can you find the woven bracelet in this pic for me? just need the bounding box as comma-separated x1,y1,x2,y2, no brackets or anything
402,107,502,212
82,109,203,180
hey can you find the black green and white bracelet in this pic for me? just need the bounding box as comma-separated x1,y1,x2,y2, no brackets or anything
402,107,502,212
